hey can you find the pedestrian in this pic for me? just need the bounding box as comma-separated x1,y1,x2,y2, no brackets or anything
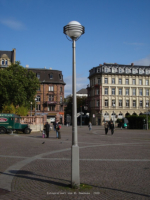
44,122,50,138
88,121,92,131
53,121,56,131
55,121,60,138
104,122,109,135
110,121,114,135
120,120,123,130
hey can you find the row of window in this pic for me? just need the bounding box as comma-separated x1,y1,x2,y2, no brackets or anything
104,78,149,85
104,88,149,96
36,73,62,80
35,95,63,102
37,86,63,92
1,59,8,65
34,105,63,111
104,100,149,107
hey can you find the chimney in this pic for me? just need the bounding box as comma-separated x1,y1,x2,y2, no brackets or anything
12,48,16,64
131,63,134,66
99,64,102,66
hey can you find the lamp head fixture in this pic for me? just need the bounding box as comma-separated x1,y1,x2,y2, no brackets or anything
63,21,85,41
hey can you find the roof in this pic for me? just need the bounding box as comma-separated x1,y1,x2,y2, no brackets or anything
76,88,87,94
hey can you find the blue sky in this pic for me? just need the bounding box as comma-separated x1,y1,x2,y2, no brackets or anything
0,0,150,97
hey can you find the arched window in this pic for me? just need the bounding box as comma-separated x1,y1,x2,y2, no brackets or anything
5,59,8,65
2,59,4,65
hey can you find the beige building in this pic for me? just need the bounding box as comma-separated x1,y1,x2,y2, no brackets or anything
87,63,150,125
0,48,16,67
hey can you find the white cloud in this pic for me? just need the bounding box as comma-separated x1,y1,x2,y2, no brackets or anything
0,18,26,30
134,54,150,66
64,75,89,97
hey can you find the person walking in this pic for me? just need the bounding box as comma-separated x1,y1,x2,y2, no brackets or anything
53,121,56,131
88,121,92,131
44,122,50,138
110,121,114,135
104,122,109,135
55,121,59,138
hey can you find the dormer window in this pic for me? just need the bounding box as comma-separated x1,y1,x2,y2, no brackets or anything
2,59,4,65
59,74,62,80
5,59,8,65
50,73,53,79
36,73,40,79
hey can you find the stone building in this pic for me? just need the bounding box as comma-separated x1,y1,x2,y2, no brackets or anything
28,68,66,124
0,48,16,67
87,63,150,125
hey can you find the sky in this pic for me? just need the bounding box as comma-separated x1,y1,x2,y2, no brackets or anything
0,0,150,97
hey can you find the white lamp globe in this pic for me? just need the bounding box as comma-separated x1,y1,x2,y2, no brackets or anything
64,21,84,39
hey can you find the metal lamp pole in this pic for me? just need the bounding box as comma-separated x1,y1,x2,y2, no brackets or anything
113,104,115,126
35,98,37,116
30,102,32,116
63,21,85,188
146,105,149,130
80,106,82,127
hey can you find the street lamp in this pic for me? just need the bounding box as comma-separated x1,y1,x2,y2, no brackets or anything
63,21,85,188
80,106,82,127
30,102,32,116
35,98,37,116
113,103,115,126
146,105,149,130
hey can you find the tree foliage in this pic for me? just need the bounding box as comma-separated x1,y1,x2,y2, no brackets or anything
0,62,40,110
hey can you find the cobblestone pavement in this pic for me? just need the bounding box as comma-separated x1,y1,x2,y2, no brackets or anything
0,126,150,200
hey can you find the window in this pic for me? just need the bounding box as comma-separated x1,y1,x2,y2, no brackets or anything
36,73,40,79
2,59,4,65
60,87,62,92
98,78,101,84
132,79,136,85
60,96,62,102
126,100,129,107
139,79,142,85
139,100,143,107
139,89,143,96
126,79,129,85
112,88,115,95
48,105,55,111
5,60,8,65
60,105,63,111
126,89,129,95
146,100,149,107
112,100,115,107
37,105,41,111
112,78,115,84
50,73,53,79
36,96,40,102
119,100,122,107
49,95,54,101
146,89,149,96
133,100,136,107
146,80,149,85
119,79,122,84
119,88,122,95
49,86,54,91
96,100,99,107
105,78,108,84
105,100,108,107
37,86,40,91
59,74,62,80
105,88,108,95
132,89,136,96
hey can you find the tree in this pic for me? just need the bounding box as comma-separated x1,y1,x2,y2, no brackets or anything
0,62,40,111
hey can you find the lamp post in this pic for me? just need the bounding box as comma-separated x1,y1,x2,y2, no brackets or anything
146,105,149,130
63,21,85,188
80,106,82,127
35,98,37,116
113,103,115,126
30,102,32,116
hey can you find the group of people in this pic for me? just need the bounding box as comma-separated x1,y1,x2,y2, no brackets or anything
44,121,60,139
104,121,114,135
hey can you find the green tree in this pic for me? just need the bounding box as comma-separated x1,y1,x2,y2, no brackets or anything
0,62,40,111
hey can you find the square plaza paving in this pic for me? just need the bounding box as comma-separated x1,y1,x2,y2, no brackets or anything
0,126,150,200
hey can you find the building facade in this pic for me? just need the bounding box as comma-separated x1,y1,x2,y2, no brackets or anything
87,63,150,125
0,49,16,67
28,68,66,124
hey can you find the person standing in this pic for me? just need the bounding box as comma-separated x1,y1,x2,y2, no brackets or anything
53,121,56,131
44,122,50,138
88,121,92,131
104,122,109,135
110,121,114,135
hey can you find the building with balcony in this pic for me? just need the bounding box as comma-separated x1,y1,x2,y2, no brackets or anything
28,68,66,124
87,63,150,125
